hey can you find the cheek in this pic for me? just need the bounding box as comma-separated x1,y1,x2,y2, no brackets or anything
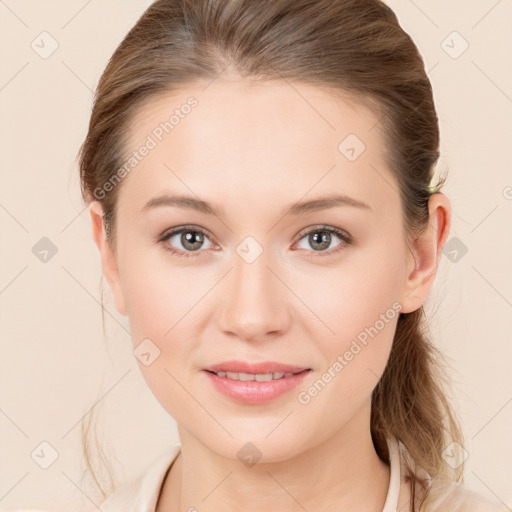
297,248,404,395
118,248,206,391
118,242,199,341
123,262,200,420
294,248,404,346
298,282,401,433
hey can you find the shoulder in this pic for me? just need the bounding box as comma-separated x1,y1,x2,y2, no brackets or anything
423,478,510,512
394,438,509,512
100,445,181,512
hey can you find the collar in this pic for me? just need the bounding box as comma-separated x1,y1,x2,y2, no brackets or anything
101,435,403,512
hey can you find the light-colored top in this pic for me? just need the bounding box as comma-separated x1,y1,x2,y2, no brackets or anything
100,437,402,512
3,438,507,512
97,435,509,512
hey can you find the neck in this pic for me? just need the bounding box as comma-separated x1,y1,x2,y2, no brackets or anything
158,401,391,512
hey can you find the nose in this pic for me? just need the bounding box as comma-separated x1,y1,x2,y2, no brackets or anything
217,245,291,342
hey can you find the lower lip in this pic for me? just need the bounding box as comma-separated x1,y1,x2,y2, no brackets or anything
203,370,311,405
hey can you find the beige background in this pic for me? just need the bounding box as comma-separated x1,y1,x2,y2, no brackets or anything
1,0,511,510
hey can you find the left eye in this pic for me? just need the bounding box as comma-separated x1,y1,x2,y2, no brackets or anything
158,225,351,257
294,226,351,255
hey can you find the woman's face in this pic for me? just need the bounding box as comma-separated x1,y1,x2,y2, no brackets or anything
92,79,431,461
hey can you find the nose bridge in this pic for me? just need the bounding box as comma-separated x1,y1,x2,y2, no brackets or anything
218,236,288,339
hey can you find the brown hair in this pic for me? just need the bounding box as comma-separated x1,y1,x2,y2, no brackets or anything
78,0,464,509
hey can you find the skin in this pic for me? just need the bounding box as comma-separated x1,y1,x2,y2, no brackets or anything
89,78,451,512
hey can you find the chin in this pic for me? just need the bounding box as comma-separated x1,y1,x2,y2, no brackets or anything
193,422,312,464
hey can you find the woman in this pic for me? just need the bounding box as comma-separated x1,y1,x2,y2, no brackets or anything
77,0,509,511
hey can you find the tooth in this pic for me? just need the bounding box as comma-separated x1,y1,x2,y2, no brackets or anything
216,371,299,381
255,373,273,382
238,372,256,381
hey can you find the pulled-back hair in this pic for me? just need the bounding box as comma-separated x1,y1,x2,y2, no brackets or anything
78,1,463,510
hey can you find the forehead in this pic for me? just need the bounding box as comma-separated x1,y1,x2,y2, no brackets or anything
118,79,397,218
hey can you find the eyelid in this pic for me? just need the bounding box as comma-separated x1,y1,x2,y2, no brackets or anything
294,224,352,244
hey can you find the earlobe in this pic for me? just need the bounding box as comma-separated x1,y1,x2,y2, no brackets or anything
89,201,127,316
400,193,452,314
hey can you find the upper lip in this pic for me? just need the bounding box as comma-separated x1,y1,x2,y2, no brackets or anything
203,360,310,374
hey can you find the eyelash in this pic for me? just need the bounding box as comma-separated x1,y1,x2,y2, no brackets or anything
157,224,352,259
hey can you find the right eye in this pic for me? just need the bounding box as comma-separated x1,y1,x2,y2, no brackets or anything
158,226,215,257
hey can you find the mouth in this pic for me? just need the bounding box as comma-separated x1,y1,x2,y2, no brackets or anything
204,369,307,381
202,360,312,404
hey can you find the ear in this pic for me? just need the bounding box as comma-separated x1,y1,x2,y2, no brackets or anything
89,200,127,316
399,193,452,314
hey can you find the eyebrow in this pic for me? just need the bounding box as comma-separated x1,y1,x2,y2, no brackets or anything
141,193,372,217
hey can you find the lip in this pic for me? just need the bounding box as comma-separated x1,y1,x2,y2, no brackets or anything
202,360,312,405
203,360,310,374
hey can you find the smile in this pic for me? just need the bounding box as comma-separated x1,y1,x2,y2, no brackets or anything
209,371,297,381
203,368,312,405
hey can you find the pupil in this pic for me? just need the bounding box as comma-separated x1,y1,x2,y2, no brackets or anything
310,231,330,251
183,231,203,250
